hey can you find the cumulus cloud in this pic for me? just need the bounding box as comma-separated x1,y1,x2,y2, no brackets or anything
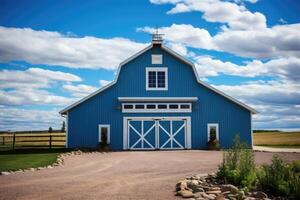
214,80,300,106
0,26,147,69
150,0,266,30
0,107,62,131
62,84,98,98
195,56,300,82
137,24,216,50
0,68,80,106
139,23,300,59
214,80,300,129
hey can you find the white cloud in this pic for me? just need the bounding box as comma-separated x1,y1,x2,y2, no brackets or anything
63,84,97,98
0,89,73,106
139,23,300,59
150,0,266,30
214,23,300,59
213,80,300,129
0,68,80,106
214,80,300,106
0,107,62,131
0,26,147,69
99,79,112,87
137,24,216,50
194,56,300,82
0,67,81,89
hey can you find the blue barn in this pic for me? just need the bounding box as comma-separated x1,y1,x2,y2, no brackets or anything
60,35,257,150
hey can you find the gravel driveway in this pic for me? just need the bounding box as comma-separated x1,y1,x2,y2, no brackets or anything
0,150,299,200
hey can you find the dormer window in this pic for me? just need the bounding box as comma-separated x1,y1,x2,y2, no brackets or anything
146,67,168,90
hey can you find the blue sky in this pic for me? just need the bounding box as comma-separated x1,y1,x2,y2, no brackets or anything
0,0,299,131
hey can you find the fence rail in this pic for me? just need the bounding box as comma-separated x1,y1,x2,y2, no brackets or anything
0,133,66,150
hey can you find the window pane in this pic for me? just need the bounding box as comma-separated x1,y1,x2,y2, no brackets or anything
148,71,156,88
209,126,217,141
135,105,145,109
157,71,165,88
169,104,179,109
180,104,190,109
124,104,133,109
146,104,156,109
157,104,167,109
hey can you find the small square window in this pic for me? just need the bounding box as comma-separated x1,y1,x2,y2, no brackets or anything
124,104,133,109
146,104,156,109
151,55,162,64
169,104,179,109
157,104,167,109
180,104,190,109
135,105,145,109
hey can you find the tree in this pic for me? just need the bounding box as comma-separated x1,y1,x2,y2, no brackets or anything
61,121,66,132
48,126,53,133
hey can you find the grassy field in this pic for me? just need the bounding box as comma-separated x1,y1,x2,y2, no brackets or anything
0,149,68,172
0,132,65,150
253,131,300,147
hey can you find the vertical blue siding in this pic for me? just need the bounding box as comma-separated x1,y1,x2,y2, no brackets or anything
67,46,252,150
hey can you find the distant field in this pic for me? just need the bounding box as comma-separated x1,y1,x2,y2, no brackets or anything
253,131,300,147
0,132,66,150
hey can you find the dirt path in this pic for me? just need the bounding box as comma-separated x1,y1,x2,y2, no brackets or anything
254,145,300,153
0,150,299,200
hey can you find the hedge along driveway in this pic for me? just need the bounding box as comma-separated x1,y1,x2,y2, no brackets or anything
0,151,299,200
0,149,68,172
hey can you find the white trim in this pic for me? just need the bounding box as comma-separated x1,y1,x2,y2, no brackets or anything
207,123,219,142
123,116,191,150
59,43,257,115
65,112,68,148
146,67,168,91
118,97,198,102
122,103,191,113
151,54,162,64
98,124,110,144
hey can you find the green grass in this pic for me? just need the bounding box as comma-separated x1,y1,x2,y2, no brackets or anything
254,131,300,148
0,149,69,172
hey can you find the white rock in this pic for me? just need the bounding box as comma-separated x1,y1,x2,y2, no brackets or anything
1,171,10,175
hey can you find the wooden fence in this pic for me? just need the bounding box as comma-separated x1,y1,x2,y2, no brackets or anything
0,132,66,150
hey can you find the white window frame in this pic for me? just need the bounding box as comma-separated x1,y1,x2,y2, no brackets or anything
122,103,191,113
151,54,162,64
98,124,110,144
207,123,219,142
146,67,168,91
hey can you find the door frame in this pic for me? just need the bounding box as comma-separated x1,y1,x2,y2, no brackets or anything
123,116,191,150
98,124,110,144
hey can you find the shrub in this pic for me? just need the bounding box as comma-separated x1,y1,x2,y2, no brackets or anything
217,135,256,189
208,139,220,150
257,155,300,199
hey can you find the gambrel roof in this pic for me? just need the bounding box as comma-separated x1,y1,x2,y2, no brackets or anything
60,44,258,115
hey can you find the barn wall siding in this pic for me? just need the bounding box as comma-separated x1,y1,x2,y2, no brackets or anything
67,46,252,150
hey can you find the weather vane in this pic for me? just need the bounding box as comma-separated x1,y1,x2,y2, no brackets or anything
152,25,164,42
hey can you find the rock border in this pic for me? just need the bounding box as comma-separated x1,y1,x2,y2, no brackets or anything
176,173,272,200
0,150,86,176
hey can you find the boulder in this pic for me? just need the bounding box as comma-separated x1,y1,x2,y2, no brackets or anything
251,191,268,199
221,185,239,194
207,190,222,195
1,171,10,175
215,196,226,200
177,190,195,198
202,193,215,200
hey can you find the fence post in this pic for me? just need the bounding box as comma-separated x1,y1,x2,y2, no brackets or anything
2,136,4,145
12,133,15,150
49,135,52,149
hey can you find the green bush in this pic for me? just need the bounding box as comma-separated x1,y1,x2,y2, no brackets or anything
257,155,300,199
217,135,257,189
